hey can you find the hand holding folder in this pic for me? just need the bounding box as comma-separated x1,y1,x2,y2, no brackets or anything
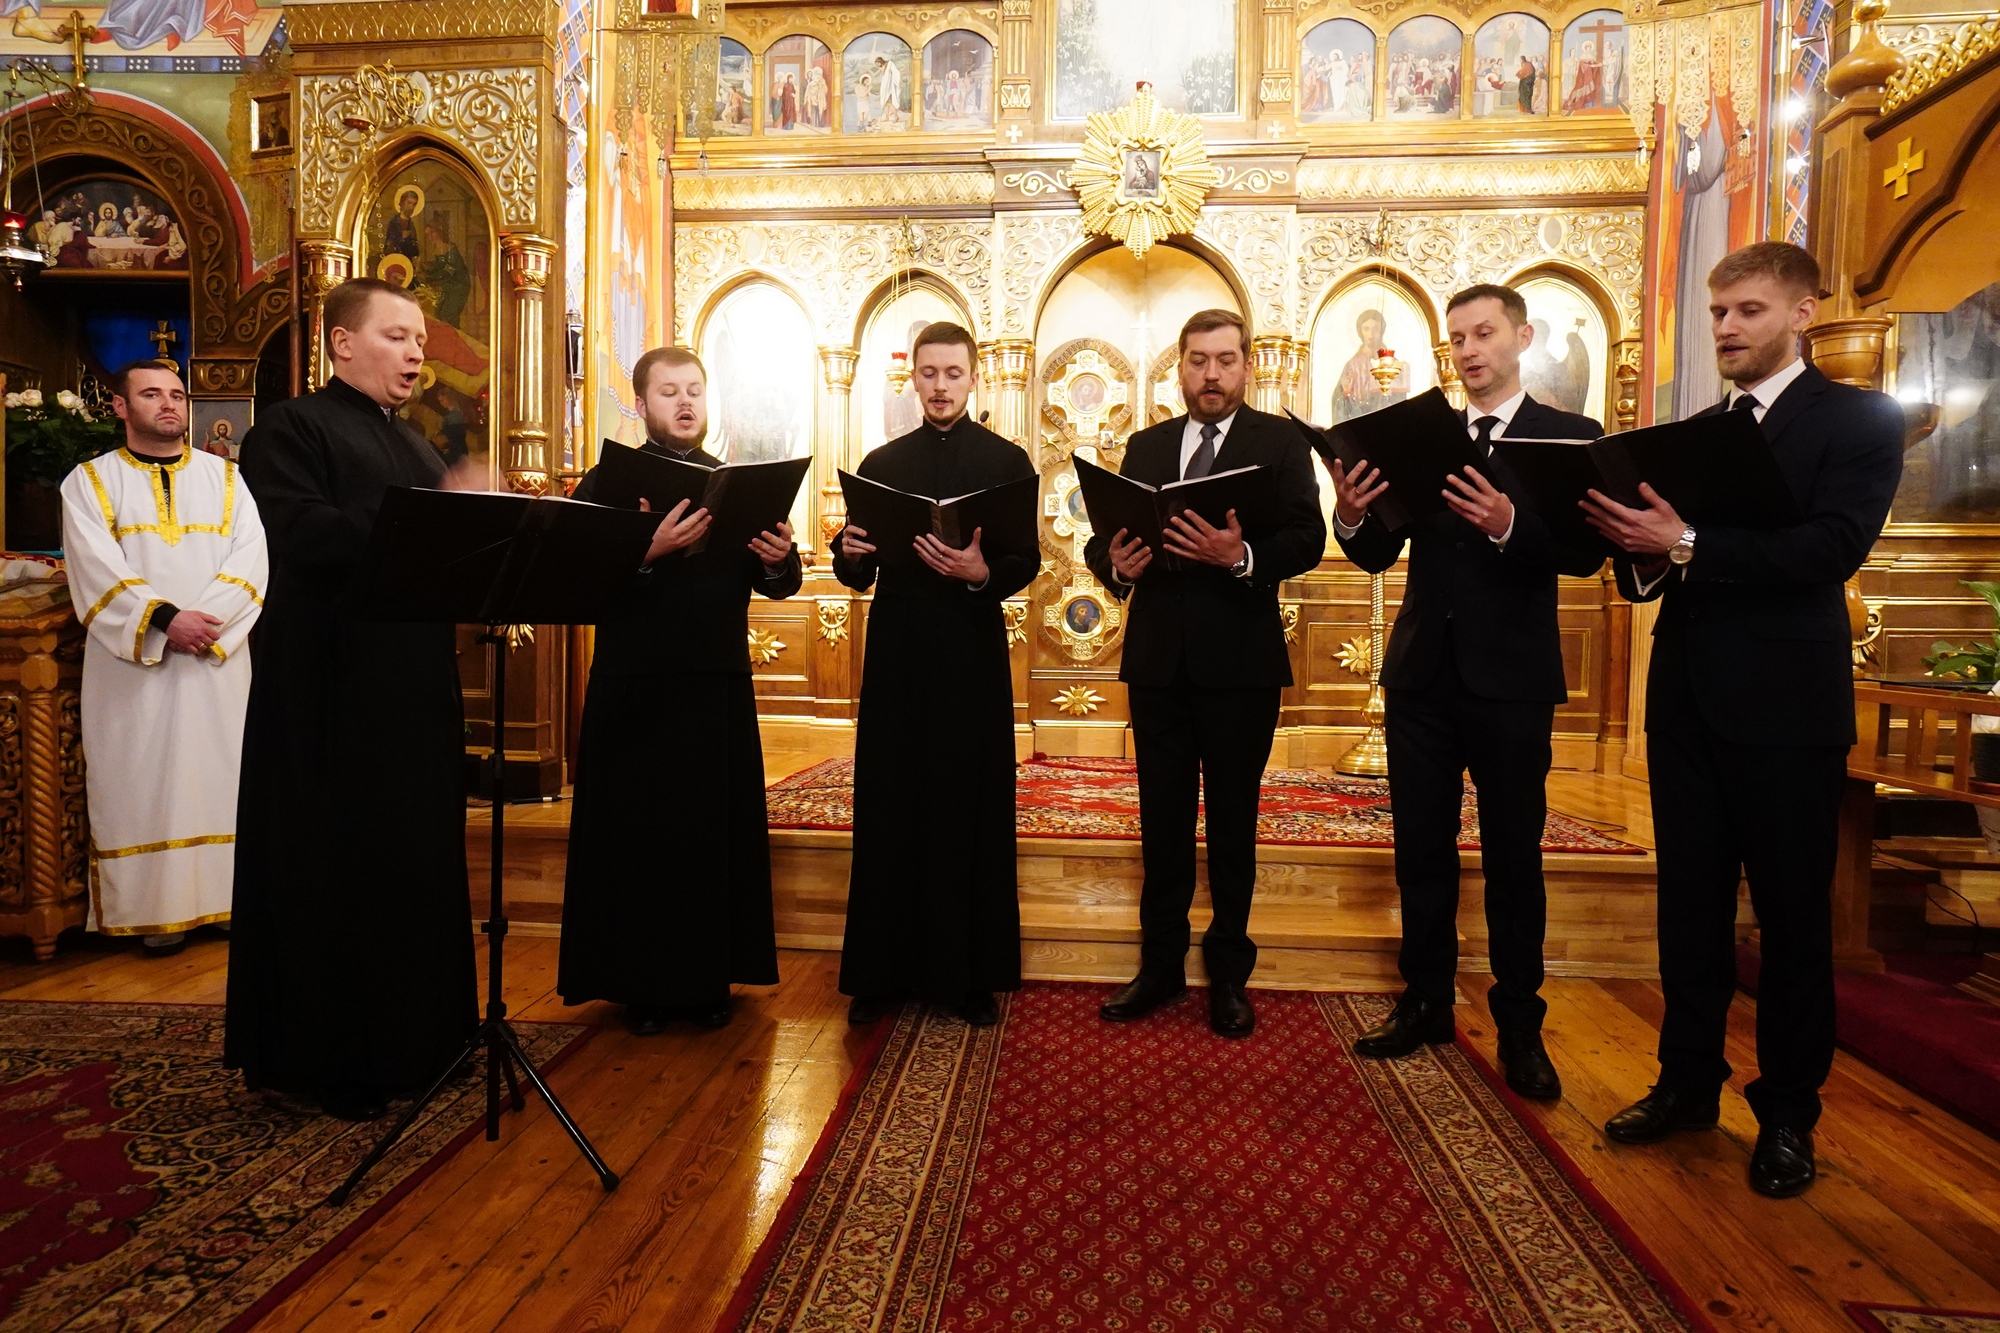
593,442,810,557
1287,389,1482,532
836,470,1039,574
1071,456,1278,573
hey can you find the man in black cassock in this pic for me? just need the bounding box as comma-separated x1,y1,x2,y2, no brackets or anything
558,347,800,1033
225,278,477,1122
833,322,1037,1028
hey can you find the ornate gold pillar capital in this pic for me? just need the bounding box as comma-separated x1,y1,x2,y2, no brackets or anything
1257,0,1299,121
1804,316,1894,389
814,345,862,560
297,240,354,391
1432,342,1465,411
820,344,859,389
1250,335,1292,413
1611,338,1642,432
500,233,556,495
978,339,1034,447
998,0,1034,130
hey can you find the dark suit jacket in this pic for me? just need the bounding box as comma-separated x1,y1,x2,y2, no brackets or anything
573,443,802,676
1336,394,1606,704
1615,364,1903,747
1084,405,1326,689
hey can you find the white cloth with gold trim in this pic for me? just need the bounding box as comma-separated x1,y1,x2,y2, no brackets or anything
59,446,267,936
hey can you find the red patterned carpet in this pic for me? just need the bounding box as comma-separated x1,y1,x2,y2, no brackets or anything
0,1002,589,1333
766,756,1640,853
1846,1305,2000,1332
718,983,1703,1333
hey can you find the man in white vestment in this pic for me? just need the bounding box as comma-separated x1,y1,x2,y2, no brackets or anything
60,361,267,955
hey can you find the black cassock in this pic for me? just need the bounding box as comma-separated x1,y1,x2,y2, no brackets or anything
832,417,1036,1001
557,444,800,1009
225,375,478,1103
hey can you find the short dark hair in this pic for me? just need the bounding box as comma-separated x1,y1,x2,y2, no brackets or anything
911,321,978,369
111,359,182,400
632,346,706,399
323,277,421,338
1178,308,1250,357
1446,283,1529,327
1708,241,1821,298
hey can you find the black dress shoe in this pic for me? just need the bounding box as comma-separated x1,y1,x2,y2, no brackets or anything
1497,1029,1562,1100
958,992,1000,1027
1099,974,1188,1022
1208,984,1255,1039
626,1004,669,1036
1604,1086,1721,1145
1353,997,1455,1059
692,999,732,1030
1749,1126,1816,1198
321,1085,389,1123
847,994,900,1025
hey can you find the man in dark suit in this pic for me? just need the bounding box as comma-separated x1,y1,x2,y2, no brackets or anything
1328,283,1605,1098
1582,242,1902,1198
1085,309,1326,1037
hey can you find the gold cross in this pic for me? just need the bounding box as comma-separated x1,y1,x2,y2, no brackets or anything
147,321,178,358
1882,137,1926,199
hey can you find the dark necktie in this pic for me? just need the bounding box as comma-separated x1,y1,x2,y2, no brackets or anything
1472,414,1500,456
1730,393,1760,414
1184,421,1219,480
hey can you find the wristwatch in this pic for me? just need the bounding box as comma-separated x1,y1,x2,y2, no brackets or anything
1668,526,1697,566
1229,552,1251,578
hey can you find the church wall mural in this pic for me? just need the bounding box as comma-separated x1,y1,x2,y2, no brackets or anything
922,29,993,131
1472,13,1551,118
1518,274,1610,423
844,31,912,132
767,33,834,133
1053,0,1237,118
1386,17,1464,119
1299,19,1374,122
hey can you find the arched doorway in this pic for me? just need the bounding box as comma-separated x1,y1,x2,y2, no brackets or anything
1026,241,1243,755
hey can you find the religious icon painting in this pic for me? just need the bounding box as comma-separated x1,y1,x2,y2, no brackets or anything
30,176,189,273
251,92,292,154
363,156,494,477
1385,17,1463,118
1299,20,1375,123
714,38,754,134
922,30,993,131
1310,279,1435,427
1888,281,2000,525
1119,149,1164,201
191,399,252,461
701,283,816,469
1560,9,1629,114
1053,0,1237,118
1471,14,1550,118
767,34,833,133
1517,275,1608,423
845,32,913,132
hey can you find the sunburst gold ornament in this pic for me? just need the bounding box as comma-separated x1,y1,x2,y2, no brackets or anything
1071,82,1218,259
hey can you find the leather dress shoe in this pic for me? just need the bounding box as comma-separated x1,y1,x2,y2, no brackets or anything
1208,984,1255,1039
847,994,900,1025
1099,974,1187,1022
626,1004,669,1036
1749,1125,1816,1198
692,999,732,1030
1353,997,1455,1059
958,991,1000,1027
1497,1029,1562,1100
1603,1086,1721,1144
321,1085,389,1123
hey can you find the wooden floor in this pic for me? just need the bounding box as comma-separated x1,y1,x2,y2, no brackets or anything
3,925,1995,1331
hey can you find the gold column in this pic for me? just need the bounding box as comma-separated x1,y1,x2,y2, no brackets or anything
1432,341,1465,410
1281,338,1304,413
979,339,1035,447
1257,0,1298,119
1808,0,1906,390
297,239,353,391
499,235,555,495
1611,338,1642,430
1250,335,1291,413
816,345,859,560
998,0,1033,129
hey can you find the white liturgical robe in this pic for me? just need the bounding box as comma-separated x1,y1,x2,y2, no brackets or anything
60,445,267,936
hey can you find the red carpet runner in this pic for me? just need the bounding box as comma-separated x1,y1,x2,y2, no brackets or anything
719,984,1703,1333
767,756,1641,853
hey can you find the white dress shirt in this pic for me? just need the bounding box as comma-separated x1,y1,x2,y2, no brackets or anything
1632,357,1807,595
1332,390,1524,547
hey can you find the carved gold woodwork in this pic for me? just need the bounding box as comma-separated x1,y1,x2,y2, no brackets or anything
1052,684,1105,716
1433,342,1466,409
1296,156,1646,203
297,66,542,237
1041,342,1134,448
501,234,556,495
286,0,551,46
1043,574,1123,664
1612,338,1643,431
1003,599,1029,647
0,604,88,961
1882,12,1997,112
1250,335,1296,412
1805,316,1894,389
979,339,1035,447
297,239,354,392
748,628,788,666
816,600,852,644
672,172,996,213
1070,84,1219,259
190,360,258,396
816,345,860,556
1259,0,1299,113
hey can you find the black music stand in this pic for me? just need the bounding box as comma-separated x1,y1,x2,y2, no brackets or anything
326,487,661,1207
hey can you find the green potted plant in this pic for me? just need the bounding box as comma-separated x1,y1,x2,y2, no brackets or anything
1925,581,2000,847
4,387,120,550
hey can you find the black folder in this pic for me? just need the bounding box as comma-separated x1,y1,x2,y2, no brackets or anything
1490,410,1801,549
837,470,1040,571
1307,388,1482,531
1071,456,1279,570
592,442,810,556
345,486,663,625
